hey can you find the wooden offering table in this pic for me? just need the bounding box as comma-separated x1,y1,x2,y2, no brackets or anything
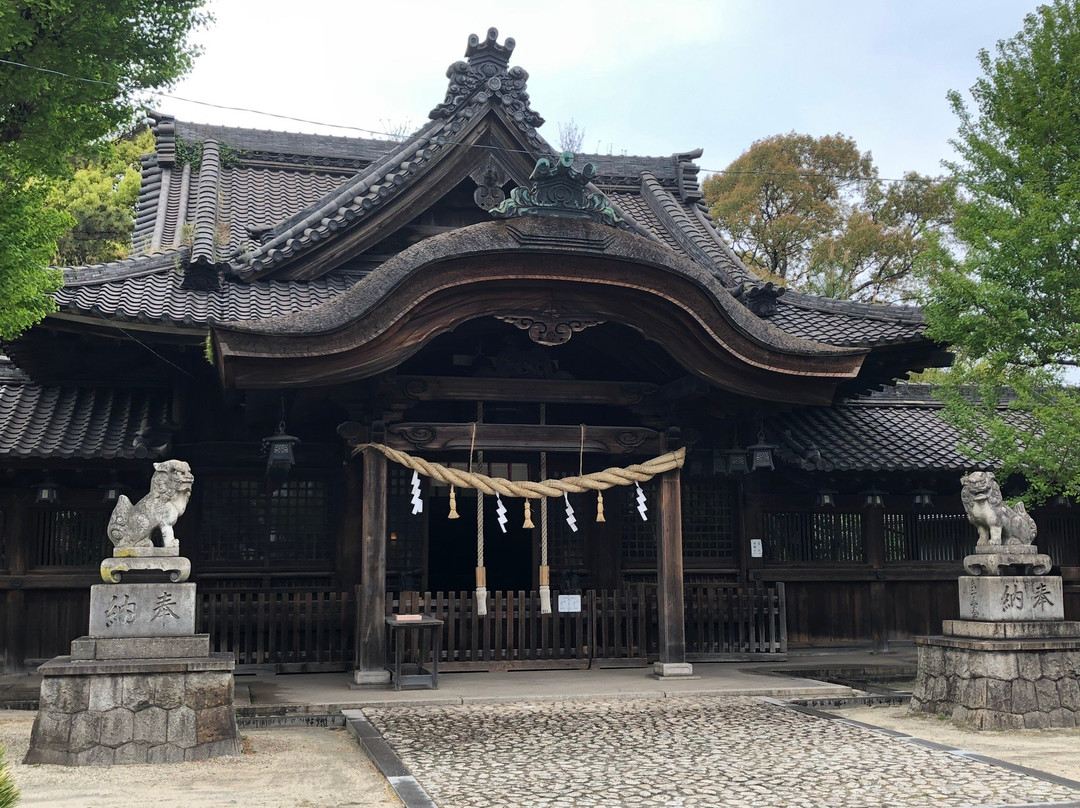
385,615,444,690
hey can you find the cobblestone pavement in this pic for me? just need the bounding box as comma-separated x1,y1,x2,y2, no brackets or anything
363,696,1080,808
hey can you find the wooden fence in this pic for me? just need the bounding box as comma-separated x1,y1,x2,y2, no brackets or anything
197,583,785,671
684,583,786,659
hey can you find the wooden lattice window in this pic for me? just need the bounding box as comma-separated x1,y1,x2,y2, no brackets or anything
763,511,865,563
387,467,425,585
620,482,657,561
32,508,110,567
682,479,735,561
1036,513,1080,566
885,512,969,562
201,478,332,565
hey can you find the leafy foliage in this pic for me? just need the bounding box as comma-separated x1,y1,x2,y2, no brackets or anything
923,1,1080,502
49,129,152,266
0,173,67,340
0,742,18,808
0,0,209,338
703,133,954,302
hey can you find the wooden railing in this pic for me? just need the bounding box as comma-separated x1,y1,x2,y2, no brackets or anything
684,583,786,659
387,587,650,671
198,589,354,671
196,583,786,671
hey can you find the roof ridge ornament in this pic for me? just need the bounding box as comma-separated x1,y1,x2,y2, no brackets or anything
491,153,625,228
429,28,544,130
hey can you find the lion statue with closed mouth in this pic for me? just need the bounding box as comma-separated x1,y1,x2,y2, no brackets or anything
107,459,194,550
960,471,1036,546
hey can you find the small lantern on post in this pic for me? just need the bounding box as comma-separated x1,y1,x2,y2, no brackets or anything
911,486,935,509
862,487,886,508
815,488,838,508
100,476,124,504
35,476,59,504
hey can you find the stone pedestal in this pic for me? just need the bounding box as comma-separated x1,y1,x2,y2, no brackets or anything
26,507,240,765
911,629,1080,729
25,652,240,765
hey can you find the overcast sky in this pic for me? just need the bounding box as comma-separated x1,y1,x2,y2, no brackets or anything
164,1,1038,180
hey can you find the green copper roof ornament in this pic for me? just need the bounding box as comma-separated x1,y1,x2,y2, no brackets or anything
491,152,624,227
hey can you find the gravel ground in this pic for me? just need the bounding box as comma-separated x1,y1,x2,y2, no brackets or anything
363,695,1080,808
833,703,1080,783
0,711,402,808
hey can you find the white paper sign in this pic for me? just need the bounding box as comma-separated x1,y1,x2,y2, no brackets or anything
557,594,582,613
750,539,763,558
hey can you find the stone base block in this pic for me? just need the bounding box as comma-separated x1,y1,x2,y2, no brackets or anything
89,583,196,638
70,634,211,661
353,669,392,686
943,620,1080,640
100,555,191,584
653,661,696,678
25,653,240,765
958,576,1063,621
911,634,1080,729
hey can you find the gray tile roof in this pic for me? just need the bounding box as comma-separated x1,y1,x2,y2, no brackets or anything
57,255,362,327
58,31,932,357
774,384,993,472
0,365,172,460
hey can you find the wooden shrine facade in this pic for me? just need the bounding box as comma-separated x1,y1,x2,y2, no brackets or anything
2,28,1077,674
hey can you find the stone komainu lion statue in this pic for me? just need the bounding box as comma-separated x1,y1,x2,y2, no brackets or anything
960,471,1037,546
107,460,194,550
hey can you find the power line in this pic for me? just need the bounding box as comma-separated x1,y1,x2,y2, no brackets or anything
1,56,953,185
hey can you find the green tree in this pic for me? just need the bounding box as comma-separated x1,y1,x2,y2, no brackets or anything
49,129,154,266
0,0,209,339
923,1,1080,502
703,133,954,302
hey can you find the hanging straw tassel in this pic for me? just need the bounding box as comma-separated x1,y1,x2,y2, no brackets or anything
448,485,459,519
539,564,551,615
475,566,488,616
522,498,534,529
596,490,606,522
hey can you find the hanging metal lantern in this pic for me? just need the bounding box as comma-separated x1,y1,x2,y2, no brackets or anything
747,431,777,472
724,447,749,475
263,424,300,476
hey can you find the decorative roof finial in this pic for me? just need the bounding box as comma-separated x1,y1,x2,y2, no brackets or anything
429,29,543,130
465,28,515,69
490,152,624,228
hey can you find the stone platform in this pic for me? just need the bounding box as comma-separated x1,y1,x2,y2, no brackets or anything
25,652,240,765
911,625,1080,729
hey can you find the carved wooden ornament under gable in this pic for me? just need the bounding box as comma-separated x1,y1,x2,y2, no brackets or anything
495,314,604,346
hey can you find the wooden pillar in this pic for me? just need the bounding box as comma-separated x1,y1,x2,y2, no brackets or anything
864,503,889,652
655,467,692,677
354,449,390,684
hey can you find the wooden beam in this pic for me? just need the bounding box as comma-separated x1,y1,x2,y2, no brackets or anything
383,423,663,454
394,376,658,407
655,467,690,675
355,449,390,684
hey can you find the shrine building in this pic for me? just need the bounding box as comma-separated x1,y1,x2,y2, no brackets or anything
1,29,1077,675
